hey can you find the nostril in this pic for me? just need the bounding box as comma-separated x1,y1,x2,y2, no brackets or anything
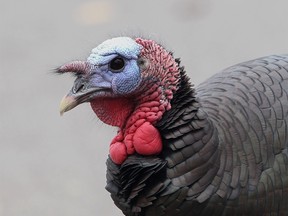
73,83,86,94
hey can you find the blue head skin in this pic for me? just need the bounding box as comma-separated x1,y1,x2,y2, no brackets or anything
59,37,144,114
87,37,142,95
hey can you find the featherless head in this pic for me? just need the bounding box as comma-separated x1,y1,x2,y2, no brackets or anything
58,37,181,124
58,37,182,164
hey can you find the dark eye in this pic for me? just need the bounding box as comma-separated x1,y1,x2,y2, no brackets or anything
109,57,125,72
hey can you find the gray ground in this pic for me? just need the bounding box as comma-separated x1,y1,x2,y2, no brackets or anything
1,0,288,215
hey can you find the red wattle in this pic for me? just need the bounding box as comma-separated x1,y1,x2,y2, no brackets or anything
110,142,127,165
90,97,134,127
132,122,162,155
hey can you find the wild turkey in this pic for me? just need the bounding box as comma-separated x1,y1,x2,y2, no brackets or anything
57,37,288,215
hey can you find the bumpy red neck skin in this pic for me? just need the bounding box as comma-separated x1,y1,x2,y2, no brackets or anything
91,38,180,164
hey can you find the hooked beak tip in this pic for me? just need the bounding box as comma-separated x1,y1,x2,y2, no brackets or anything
60,110,65,116
59,95,77,116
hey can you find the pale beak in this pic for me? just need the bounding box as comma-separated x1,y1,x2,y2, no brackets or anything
59,77,107,115
59,95,78,116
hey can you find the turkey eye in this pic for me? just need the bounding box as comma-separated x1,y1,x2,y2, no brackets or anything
109,57,125,72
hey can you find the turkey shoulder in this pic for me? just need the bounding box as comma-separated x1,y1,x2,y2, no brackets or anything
106,55,288,216
196,55,288,215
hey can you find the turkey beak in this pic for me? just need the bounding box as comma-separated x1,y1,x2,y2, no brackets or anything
59,78,105,116
59,94,78,116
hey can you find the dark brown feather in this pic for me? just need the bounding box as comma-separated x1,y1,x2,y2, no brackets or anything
106,55,288,215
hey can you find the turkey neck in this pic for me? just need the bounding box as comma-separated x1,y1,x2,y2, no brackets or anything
156,69,222,201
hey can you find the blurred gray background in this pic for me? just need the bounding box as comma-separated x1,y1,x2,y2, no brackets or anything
1,0,288,215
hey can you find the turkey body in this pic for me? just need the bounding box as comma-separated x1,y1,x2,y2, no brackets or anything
106,55,288,215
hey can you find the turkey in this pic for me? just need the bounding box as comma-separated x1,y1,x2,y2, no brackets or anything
57,37,288,215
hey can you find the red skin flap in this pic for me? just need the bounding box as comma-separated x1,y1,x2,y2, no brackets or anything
109,122,162,164
133,122,162,155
